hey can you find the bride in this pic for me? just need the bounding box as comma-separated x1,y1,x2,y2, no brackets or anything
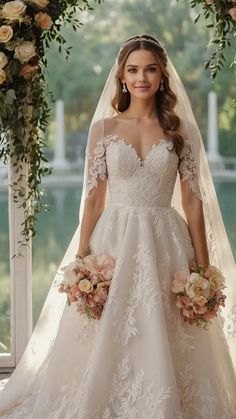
0,34,236,419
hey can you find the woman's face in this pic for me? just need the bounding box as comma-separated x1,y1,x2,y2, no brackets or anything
121,49,162,100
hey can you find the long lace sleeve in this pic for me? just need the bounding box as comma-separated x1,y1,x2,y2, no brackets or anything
178,140,202,201
85,122,107,197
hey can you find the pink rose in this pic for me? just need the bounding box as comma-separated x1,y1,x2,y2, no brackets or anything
83,254,115,280
182,308,194,319
19,64,39,79
171,271,188,293
228,7,236,20
34,11,52,29
203,310,217,320
176,295,191,308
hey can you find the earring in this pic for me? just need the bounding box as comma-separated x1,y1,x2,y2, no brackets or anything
122,82,127,93
159,79,164,91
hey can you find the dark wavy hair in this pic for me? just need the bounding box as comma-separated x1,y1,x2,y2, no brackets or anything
111,34,184,156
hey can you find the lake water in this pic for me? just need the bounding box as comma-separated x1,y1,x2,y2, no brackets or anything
0,180,236,352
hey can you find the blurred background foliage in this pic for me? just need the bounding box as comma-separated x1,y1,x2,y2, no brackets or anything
45,0,236,158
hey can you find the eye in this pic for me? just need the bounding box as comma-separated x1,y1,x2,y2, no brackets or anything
127,68,137,73
147,67,157,72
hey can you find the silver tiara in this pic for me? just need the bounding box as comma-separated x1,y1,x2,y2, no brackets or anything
120,36,167,55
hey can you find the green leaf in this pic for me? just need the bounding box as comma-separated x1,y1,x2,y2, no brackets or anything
4,89,16,105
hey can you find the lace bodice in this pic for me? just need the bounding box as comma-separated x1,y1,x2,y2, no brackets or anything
87,134,202,206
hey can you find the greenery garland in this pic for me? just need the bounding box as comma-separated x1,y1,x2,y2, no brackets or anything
0,0,101,246
179,0,236,80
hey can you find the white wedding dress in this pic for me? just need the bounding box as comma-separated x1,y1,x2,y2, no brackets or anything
1,134,236,419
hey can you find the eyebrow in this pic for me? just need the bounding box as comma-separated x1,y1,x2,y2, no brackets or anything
126,63,158,68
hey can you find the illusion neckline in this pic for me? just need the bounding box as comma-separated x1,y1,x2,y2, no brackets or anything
104,134,172,165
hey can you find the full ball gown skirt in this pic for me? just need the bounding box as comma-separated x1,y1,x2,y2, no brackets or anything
0,135,236,419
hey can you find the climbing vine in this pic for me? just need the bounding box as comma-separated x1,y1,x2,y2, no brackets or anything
0,0,101,245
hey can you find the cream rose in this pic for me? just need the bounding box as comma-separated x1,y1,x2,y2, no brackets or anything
192,295,208,314
0,69,7,85
2,1,26,21
34,12,52,29
208,274,223,291
186,273,210,298
0,25,14,43
228,7,236,20
0,52,8,69
28,0,49,9
78,279,93,293
14,41,36,64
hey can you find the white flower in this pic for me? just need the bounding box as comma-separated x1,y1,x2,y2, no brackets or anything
78,279,93,293
63,270,78,287
2,1,26,21
0,25,14,43
186,273,210,298
0,52,8,69
14,41,36,64
0,69,7,85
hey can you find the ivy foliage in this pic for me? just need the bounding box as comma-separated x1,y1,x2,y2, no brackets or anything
178,0,236,80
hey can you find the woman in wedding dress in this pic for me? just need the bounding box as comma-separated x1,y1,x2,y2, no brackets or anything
1,34,236,419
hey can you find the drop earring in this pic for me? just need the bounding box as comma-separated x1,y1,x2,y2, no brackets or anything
159,79,164,91
122,82,127,93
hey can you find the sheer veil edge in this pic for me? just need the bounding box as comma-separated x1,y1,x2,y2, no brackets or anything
0,54,236,414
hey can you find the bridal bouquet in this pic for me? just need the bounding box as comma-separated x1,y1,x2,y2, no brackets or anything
58,254,116,320
171,263,227,330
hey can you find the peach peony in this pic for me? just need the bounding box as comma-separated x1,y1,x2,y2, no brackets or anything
83,254,115,280
0,25,14,43
171,271,188,293
34,11,52,29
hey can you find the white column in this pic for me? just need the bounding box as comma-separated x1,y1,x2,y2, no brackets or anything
207,91,222,163
8,157,32,364
52,100,69,170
